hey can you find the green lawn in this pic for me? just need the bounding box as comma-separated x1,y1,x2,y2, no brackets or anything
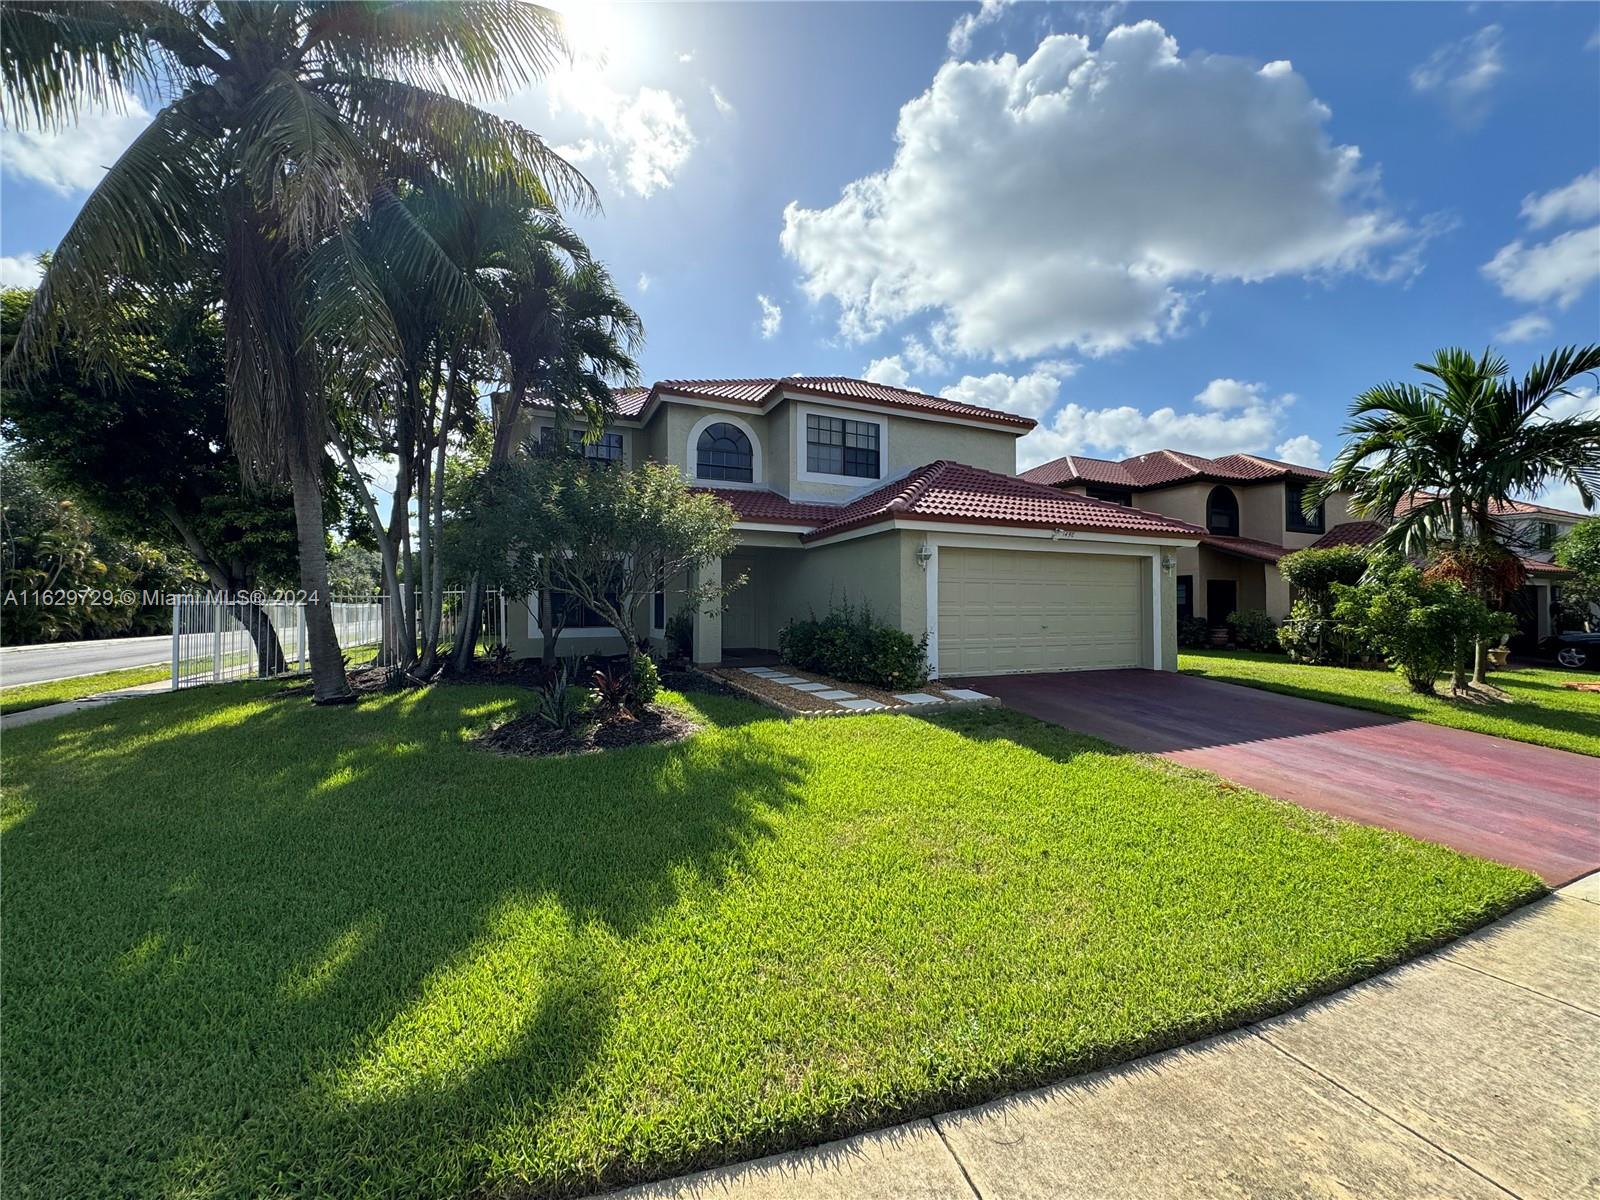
0,663,172,714
1180,649,1600,757
1,684,1540,1198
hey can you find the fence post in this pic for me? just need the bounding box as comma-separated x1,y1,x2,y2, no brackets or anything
170,596,181,690
298,604,308,673
212,598,223,683
498,590,507,650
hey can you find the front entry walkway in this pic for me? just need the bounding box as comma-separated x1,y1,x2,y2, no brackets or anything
961,669,1600,886
615,883,1600,1199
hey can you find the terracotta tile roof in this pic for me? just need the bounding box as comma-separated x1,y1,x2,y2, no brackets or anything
690,488,842,526
1311,520,1387,549
1200,534,1289,563
1019,454,1137,488
1522,558,1574,577
1022,448,1329,490
530,377,1036,428
1396,491,1591,521
802,461,1202,542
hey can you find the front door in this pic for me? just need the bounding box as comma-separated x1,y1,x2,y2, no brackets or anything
1206,579,1237,627
722,556,757,649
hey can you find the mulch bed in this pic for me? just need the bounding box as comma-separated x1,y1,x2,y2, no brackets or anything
476,703,700,759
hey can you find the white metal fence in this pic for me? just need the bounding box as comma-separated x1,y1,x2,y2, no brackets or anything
170,589,506,689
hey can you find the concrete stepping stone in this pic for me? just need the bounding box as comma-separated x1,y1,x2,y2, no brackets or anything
942,688,990,701
839,698,886,711
815,689,856,701
741,667,780,676
768,675,807,685
894,693,942,705
790,682,832,692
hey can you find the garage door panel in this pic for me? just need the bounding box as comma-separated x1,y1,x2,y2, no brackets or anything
938,548,1145,675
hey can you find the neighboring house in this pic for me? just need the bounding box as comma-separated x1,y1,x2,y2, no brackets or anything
1312,495,1587,650
507,377,1201,677
1020,450,1357,625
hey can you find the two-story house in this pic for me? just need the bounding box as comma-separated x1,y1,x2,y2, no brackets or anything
505,377,1202,677
1020,450,1356,626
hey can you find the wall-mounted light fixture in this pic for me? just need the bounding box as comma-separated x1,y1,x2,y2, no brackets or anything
1161,551,1177,573
916,541,933,569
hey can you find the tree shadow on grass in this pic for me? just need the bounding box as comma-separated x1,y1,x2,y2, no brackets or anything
1,684,808,1198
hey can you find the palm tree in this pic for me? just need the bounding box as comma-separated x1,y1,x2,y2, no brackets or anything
1317,345,1600,687
2,1,592,702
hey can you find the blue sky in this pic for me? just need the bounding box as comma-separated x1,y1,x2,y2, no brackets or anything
3,1,1598,505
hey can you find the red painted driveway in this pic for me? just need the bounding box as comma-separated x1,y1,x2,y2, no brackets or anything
959,670,1600,886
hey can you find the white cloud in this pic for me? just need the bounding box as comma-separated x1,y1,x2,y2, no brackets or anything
710,85,735,118
1481,225,1600,309
538,72,694,198
757,293,782,339
1409,25,1504,126
1,89,151,194
678,51,695,64
900,336,946,375
863,355,912,387
1014,377,1296,469
1520,167,1600,230
941,362,1076,420
1494,312,1552,344
781,23,1424,362
1075,3,1129,34
948,0,1012,57
636,272,652,293
1274,434,1323,468
0,253,43,288
1542,384,1598,424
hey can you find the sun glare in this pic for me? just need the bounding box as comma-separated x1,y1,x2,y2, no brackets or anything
552,0,636,72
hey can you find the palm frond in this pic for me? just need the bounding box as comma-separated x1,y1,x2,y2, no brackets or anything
302,1,570,100
0,1,173,126
7,94,216,373
321,73,596,212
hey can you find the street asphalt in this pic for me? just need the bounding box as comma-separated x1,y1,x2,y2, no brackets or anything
0,634,172,687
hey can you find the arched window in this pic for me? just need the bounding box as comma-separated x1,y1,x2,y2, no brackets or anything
696,422,753,482
1206,486,1239,536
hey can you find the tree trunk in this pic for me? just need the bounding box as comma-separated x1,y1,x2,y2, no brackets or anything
232,600,288,677
288,454,354,703
159,505,286,679
451,574,483,672
1472,501,1492,686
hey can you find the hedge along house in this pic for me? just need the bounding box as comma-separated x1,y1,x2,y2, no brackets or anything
1021,449,1359,627
505,377,1202,677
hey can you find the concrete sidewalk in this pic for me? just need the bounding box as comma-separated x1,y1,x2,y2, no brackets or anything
0,679,171,731
613,879,1599,1200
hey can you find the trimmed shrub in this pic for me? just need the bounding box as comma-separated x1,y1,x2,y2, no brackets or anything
778,600,929,690
1176,616,1211,649
631,654,660,705
1278,545,1370,664
1331,565,1514,695
1226,608,1279,652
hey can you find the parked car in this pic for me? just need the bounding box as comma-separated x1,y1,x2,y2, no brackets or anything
1543,631,1600,670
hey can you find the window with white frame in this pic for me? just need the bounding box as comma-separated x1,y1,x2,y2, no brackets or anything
805,413,880,478
696,422,754,481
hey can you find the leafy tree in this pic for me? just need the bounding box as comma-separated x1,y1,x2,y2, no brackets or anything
454,457,736,663
1315,345,1600,687
1555,519,1600,629
3,1,591,703
2,285,308,673
326,543,383,597
1331,564,1513,695
554,462,738,661
1,457,192,644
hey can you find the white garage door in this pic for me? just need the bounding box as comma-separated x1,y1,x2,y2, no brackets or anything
937,548,1146,676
